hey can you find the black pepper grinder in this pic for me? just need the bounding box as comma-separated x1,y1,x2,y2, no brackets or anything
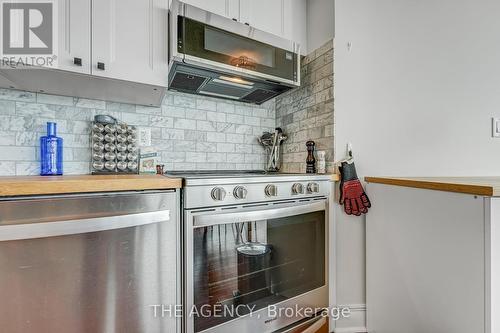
306,141,316,173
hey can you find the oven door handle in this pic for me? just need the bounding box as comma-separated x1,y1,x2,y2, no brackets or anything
193,201,325,228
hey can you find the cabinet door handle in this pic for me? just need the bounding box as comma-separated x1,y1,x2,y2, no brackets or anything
232,18,237,21
97,62,105,70
73,57,82,66
244,22,250,26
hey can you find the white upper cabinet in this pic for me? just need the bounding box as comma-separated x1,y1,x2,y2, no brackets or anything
227,0,240,21
0,73,16,89
180,0,307,54
233,0,307,54
182,0,240,20
57,0,92,74
182,0,226,17
239,0,284,37
4,0,92,72
91,0,169,87
283,0,307,55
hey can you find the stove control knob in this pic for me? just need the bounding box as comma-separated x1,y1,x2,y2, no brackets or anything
307,182,320,194
292,183,304,195
211,187,226,201
265,184,278,197
233,186,248,199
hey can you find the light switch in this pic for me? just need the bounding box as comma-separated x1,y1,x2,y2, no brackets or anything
138,127,152,146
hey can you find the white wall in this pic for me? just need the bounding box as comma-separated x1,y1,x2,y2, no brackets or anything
334,0,500,329
307,0,335,53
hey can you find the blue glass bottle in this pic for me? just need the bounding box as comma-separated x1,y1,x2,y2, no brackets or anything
40,122,63,175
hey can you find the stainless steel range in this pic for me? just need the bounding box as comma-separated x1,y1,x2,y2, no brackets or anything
166,171,332,333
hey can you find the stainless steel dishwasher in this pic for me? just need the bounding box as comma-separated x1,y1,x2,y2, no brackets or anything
0,190,180,333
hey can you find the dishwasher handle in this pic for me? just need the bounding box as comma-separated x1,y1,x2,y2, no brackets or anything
0,210,170,241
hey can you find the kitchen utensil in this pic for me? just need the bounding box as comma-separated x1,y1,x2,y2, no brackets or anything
338,150,371,216
259,128,287,172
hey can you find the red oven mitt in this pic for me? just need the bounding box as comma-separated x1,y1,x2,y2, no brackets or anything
339,161,371,216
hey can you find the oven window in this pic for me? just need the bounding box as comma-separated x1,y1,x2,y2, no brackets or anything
192,210,325,332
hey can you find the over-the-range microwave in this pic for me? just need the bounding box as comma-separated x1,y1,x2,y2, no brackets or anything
168,0,301,104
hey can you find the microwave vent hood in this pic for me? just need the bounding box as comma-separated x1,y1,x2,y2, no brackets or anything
168,0,300,105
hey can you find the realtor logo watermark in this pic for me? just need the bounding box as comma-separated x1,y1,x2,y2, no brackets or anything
0,0,58,67
150,304,352,321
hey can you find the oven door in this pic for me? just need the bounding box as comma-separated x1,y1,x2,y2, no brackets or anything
185,199,328,333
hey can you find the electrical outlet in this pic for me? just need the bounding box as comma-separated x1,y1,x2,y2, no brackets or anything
493,118,500,138
138,127,152,146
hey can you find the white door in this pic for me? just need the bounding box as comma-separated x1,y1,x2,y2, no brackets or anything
91,0,168,87
57,0,91,74
240,0,284,37
182,0,227,17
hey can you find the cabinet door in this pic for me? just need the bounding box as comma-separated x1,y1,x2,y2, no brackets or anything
182,0,227,17
5,0,91,72
240,0,284,37
227,0,240,21
283,0,307,55
57,0,91,74
0,73,17,89
91,0,168,87
366,184,485,333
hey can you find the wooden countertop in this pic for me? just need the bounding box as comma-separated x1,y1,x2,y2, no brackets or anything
364,176,500,196
0,173,338,197
0,174,182,197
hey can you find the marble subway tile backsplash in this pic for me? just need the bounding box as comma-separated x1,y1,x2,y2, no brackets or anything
0,88,275,176
0,40,336,176
276,39,335,173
